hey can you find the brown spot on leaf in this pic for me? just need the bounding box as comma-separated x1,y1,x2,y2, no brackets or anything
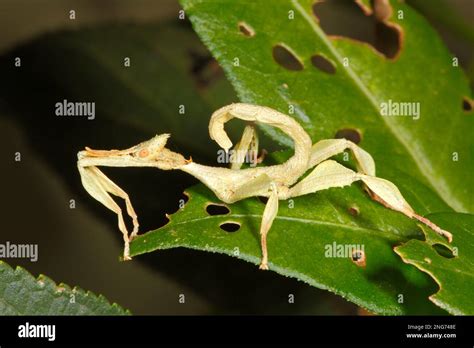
348,205,360,216
238,21,255,37
272,44,304,71
351,249,366,267
311,54,336,74
335,128,362,144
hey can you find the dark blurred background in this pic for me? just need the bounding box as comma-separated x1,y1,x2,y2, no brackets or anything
0,0,472,315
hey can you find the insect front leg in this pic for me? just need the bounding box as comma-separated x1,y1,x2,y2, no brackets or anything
77,164,139,260
208,103,312,184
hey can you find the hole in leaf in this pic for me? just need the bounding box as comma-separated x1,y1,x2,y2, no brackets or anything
257,196,269,204
272,44,304,71
238,21,255,37
312,0,401,59
311,54,336,74
462,97,473,112
206,203,230,216
220,222,241,233
351,249,366,267
348,205,360,216
432,244,455,259
175,192,189,213
335,128,362,144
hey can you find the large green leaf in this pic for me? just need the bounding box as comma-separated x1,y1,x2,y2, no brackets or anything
0,261,129,315
130,166,448,314
395,213,474,315
179,0,473,212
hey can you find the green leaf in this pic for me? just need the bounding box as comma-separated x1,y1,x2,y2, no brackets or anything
0,261,129,315
130,175,448,315
179,0,473,212
395,213,474,315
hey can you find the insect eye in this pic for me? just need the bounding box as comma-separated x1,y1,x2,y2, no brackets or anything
137,149,149,158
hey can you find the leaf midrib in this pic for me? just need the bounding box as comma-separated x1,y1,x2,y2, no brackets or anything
143,211,410,242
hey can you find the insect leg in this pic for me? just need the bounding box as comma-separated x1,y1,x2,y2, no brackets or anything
219,173,277,269
289,160,360,197
78,165,139,260
310,139,375,176
230,124,259,170
361,176,452,242
259,182,279,270
288,160,452,242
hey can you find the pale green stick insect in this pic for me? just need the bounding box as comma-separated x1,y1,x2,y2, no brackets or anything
77,103,452,269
